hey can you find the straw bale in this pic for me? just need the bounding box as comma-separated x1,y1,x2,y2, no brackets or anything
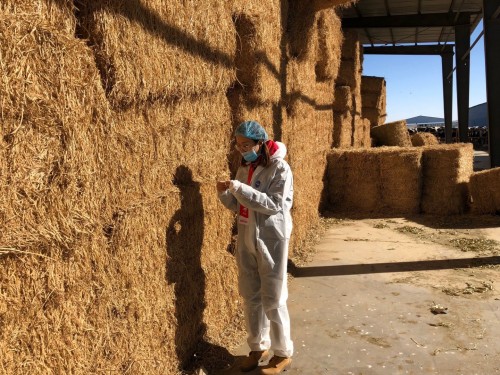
362,76,386,94
352,83,363,116
411,132,440,146
286,57,318,115
336,57,362,89
325,147,423,215
361,76,386,124
379,147,423,214
371,120,412,147
362,91,384,109
231,1,282,104
1,1,76,33
340,29,361,61
333,111,353,148
469,168,500,214
326,149,380,213
420,144,474,215
351,116,372,148
76,1,236,107
227,87,276,132
313,80,336,109
363,106,386,127
333,85,353,112
315,9,343,81
283,100,332,252
287,0,319,60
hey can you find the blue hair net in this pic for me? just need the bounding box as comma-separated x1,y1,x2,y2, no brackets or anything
234,120,268,141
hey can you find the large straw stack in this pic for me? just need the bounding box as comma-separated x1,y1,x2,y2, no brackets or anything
0,12,137,374
1,5,239,374
316,10,343,81
420,144,474,215
333,29,371,148
361,76,387,127
371,120,412,147
284,5,344,249
469,168,500,214
325,147,423,215
75,1,241,370
231,1,283,104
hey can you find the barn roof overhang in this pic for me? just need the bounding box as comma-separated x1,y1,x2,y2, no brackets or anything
340,0,484,47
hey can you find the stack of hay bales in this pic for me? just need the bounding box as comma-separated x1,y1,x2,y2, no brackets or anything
420,144,474,215
361,75,387,127
469,167,500,214
0,10,132,374
411,132,440,146
333,29,371,148
1,3,239,374
324,144,475,216
284,4,344,249
73,0,243,370
371,120,412,147
226,0,284,175
325,147,423,215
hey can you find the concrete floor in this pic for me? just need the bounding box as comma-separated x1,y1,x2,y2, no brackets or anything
219,216,500,375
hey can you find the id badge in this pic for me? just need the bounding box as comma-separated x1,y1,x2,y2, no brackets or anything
239,204,249,225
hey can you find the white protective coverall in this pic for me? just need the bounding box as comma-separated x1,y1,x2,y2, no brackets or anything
218,141,294,358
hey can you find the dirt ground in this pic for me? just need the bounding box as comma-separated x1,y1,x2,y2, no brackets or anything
326,214,500,297
214,214,500,375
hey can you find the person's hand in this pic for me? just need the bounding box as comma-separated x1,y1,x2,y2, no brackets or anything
216,180,230,192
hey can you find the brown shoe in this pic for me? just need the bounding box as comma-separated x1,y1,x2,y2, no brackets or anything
239,350,270,372
259,356,292,375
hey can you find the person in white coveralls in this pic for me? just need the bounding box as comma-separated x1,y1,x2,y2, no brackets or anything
217,120,293,375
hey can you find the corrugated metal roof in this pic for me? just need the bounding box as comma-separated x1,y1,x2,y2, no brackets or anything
341,0,483,46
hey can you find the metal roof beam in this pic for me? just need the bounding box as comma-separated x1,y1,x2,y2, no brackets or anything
363,45,455,55
342,12,477,28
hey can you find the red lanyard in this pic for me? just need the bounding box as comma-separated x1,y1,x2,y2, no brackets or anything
239,164,255,224
247,164,255,184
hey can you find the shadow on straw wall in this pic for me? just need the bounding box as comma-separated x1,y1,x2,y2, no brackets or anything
166,166,233,372
165,166,206,368
71,0,282,79
73,0,233,67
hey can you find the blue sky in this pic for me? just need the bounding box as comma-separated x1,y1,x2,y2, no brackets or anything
362,21,486,123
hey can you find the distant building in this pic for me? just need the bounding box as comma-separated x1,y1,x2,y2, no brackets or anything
406,115,444,127
469,102,488,127
405,102,487,128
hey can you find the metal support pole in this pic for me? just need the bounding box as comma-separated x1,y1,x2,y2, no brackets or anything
455,23,471,143
484,0,500,167
442,52,454,143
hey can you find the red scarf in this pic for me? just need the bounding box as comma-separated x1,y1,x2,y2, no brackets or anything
243,140,279,167
265,140,279,156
